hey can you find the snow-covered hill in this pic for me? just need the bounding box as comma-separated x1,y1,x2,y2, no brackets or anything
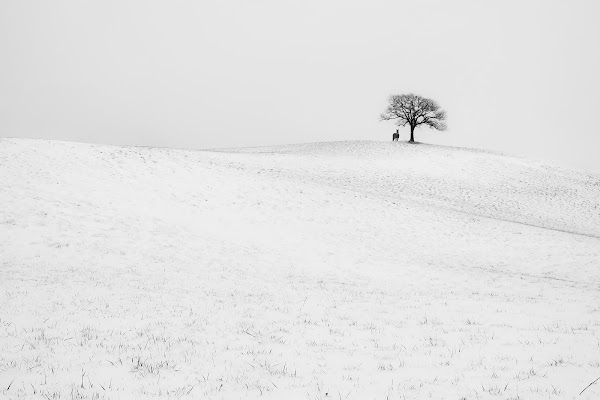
1,138,599,399
218,141,600,237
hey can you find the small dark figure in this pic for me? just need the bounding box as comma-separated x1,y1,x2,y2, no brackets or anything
392,129,399,141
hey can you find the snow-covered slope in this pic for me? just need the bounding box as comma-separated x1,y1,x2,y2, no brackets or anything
218,141,600,237
1,138,599,399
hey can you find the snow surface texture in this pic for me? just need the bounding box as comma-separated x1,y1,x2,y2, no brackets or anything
1,138,599,400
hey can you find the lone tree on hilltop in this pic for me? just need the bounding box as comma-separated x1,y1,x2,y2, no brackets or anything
380,93,447,143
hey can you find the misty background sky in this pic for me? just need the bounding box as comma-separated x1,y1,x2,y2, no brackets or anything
1,0,599,172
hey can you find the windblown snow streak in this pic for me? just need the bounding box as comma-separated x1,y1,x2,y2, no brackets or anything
1,139,599,399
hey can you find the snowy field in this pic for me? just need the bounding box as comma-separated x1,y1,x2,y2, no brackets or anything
1,138,600,400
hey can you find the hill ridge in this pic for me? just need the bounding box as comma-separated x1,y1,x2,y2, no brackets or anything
2,138,599,238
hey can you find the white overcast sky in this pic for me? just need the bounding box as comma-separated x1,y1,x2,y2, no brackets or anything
1,0,599,172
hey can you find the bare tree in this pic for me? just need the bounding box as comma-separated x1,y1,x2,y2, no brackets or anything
380,93,447,143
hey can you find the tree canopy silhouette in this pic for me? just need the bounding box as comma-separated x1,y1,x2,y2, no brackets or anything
381,94,447,143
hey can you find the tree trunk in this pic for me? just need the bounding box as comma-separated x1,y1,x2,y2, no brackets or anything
409,125,415,143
